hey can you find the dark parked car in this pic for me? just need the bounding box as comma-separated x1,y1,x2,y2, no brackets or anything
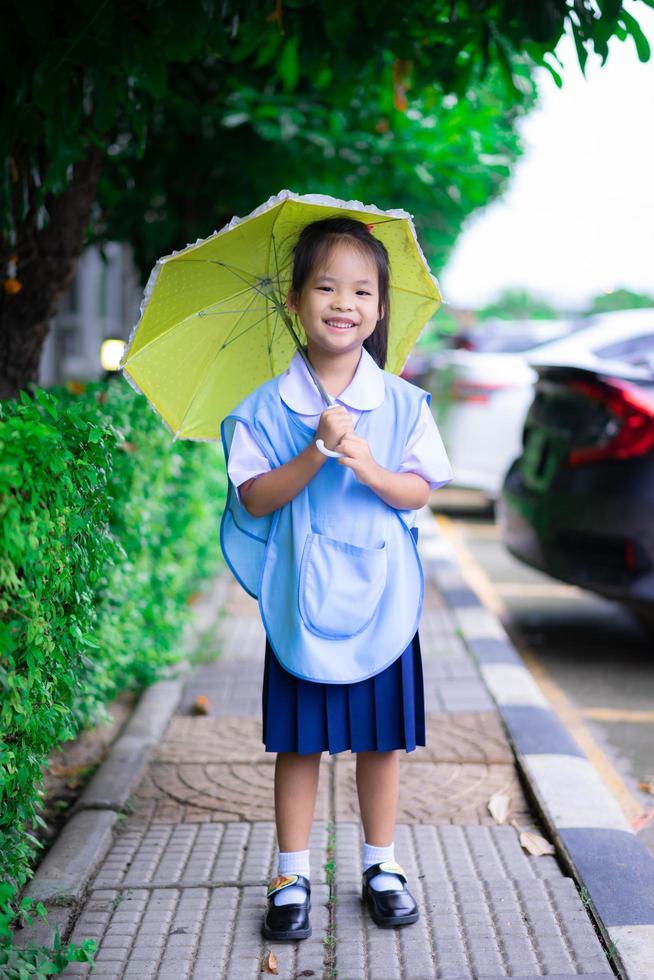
498,359,654,629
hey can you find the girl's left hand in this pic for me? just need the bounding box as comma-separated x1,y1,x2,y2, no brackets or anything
335,433,381,486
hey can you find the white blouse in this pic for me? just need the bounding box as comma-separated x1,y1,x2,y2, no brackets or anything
227,347,453,503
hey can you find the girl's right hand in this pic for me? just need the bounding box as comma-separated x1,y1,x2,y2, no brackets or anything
316,405,354,451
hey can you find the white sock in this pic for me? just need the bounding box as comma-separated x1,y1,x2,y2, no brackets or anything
362,841,402,892
272,849,310,906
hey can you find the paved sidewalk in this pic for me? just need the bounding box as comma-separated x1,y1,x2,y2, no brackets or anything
27,508,616,979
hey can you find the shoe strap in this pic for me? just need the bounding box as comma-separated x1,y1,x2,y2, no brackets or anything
364,860,408,885
266,873,310,898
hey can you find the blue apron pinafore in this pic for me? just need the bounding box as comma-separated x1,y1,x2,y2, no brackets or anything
220,370,429,686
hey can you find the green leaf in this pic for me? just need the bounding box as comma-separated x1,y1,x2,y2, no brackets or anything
541,54,563,88
277,36,300,92
571,23,589,75
621,9,651,61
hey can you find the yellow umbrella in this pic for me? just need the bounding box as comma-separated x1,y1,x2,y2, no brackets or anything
120,189,442,442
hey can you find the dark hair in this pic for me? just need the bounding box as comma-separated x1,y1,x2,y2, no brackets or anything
289,216,390,369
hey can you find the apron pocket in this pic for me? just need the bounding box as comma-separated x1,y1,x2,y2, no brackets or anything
299,531,387,640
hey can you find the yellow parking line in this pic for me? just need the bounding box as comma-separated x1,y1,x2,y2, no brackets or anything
582,707,654,724
433,512,646,824
435,514,505,617
494,583,583,598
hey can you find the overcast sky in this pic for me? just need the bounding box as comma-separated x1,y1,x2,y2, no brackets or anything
441,3,654,311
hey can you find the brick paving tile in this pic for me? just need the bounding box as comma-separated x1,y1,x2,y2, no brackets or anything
423,580,447,609
419,609,469,659
421,655,494,714
59,884,330,980
413,713,514,765
221,582,259,617
333,824,612,978
156,716,270,764
180,659,263,717
157,712,513,767
92,821,329,889
129,761,331,823
216,614,267,661
335,760,532,825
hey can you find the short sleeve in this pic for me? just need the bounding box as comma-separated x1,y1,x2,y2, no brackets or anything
397,399,453,489
227,420,271,503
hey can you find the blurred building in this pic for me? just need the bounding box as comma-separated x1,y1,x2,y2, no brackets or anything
38,243,142,387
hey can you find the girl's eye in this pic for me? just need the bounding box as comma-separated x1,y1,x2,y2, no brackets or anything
316,286,372,296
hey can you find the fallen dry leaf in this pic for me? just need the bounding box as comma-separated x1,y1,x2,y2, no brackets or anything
487,792,511,824
191,695,210,715
509,821,555,856
639,781,653,795
519,830,556,856
66,380,86,395
261,950,279,974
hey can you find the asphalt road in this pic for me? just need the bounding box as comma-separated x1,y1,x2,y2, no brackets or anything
430,487,654,858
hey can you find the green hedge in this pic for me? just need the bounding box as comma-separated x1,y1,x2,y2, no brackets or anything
0,377,227,971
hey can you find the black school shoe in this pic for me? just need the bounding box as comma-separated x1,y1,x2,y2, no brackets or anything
263,874,312,941
361,861,419,928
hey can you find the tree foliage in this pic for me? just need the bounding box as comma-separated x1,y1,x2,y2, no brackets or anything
478,287,560,320
96,57,536,279
3,0,653,246
1,1,652,395
585,287,654,313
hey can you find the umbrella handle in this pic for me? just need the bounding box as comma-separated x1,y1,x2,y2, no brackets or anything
315,438,346,459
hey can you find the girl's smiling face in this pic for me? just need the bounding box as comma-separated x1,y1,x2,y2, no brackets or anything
287,241,383,358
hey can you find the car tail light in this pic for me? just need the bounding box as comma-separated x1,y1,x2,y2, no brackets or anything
566,378,654,464
451,380,511,403
624,539,639,571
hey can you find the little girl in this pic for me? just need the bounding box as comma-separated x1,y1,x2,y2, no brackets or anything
220,216,452,941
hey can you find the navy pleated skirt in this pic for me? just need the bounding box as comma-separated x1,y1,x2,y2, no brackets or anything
261,525,426,755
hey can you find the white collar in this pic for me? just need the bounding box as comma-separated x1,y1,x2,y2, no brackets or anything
279,346,386,414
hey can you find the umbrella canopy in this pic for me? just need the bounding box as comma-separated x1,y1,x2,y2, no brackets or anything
120,189,442,441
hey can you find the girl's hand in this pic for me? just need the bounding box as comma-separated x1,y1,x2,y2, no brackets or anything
316,405,354,451
335,433,381,486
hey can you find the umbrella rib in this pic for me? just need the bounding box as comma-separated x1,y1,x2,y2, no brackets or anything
197,277,270,317
171,257,262,283
390,284,441,300
218,307,275,352
267,230,299,369
174,292,271,436
268,202,295,375
212,287,265,353
269,232,285,373
198,306,269,317
201,259,280,301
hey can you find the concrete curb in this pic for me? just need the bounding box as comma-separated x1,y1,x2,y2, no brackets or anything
67,679,183,816
419,518,654,980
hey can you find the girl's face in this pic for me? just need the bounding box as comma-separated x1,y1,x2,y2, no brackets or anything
287,241,383,358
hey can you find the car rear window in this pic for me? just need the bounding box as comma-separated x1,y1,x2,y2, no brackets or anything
594,332,654,369
463,328,569,354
